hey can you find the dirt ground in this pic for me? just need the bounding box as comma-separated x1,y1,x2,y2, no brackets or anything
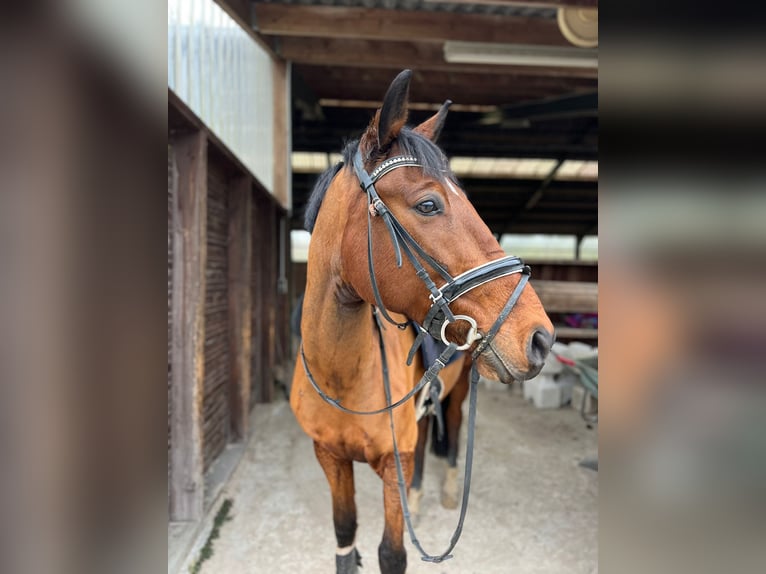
194,382,598,574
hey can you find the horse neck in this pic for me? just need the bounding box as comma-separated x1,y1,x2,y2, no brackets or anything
302,291,375,364
301,180,377,386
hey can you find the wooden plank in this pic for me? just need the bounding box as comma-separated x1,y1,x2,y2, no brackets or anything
277,38,598,79
531,279,597,313
212,0,279,58
228,176,252,441
261,199,277,403
481,222,596,235
554,327,598,339
254,5,572,46
423,0,598,8
170,89,254,182
203,161,231,469
169,131,207,521
272,59,290,210
516,212,596,222
273,214,292,386
526,260,598,282
292,65,596,107
250,196,263,409
251,193,276,404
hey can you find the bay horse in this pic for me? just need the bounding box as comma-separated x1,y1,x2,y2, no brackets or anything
290,70,553,574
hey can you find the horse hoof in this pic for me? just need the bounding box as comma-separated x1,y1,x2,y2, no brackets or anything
336,547,362,574
441,466,460,509
440,492,459,509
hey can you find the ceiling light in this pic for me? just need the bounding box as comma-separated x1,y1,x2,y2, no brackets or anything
443,41,598,68
558,8,599,48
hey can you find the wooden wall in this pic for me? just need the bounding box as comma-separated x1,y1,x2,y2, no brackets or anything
274,219,291,375
168,106,290,520
202,160,231,470
169,130,207,521
167,146,173,494
525,260,597,283
168,0,291,519
250,193,277,404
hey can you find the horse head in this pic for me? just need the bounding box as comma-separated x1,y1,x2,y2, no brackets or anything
334,70,554,382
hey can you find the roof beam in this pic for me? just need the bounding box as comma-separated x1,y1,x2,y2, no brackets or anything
513,212,595,222
483,222,597,235
291,64,595,107
422,0,598,8
254,5,571,47
471,200,597,210
276,37,597,79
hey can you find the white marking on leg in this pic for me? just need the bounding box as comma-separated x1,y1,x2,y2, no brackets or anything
442,466,460,509
408,486,423,515
336,542,356,556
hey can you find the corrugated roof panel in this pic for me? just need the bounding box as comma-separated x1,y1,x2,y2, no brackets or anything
168,0,276,191
258,0,556,18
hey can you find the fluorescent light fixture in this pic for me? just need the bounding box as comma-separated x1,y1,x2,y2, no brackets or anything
291,152,598,182
444,41,598,68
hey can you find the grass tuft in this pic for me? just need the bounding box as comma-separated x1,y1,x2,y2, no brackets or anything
188,498,234,574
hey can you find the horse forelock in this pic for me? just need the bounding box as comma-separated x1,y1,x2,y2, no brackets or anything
303,130,457,233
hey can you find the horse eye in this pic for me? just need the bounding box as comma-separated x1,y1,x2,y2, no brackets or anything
415,200,439,215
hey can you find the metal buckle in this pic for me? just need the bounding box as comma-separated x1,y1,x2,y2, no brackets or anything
371,198,388,216
440,315,482,351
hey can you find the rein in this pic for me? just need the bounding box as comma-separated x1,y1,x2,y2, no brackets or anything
301,149,531,563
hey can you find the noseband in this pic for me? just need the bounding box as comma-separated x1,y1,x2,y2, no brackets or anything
352,148,531,365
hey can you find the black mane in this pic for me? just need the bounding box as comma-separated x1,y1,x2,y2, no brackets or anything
303,127,456,232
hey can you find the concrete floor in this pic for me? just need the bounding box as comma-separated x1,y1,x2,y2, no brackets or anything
196,382,598,574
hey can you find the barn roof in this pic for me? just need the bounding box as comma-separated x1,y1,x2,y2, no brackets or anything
225,0,598,237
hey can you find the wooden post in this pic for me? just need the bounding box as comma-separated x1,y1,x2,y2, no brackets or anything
276,215,291,370
228,177,252,441
575,234,584,260
169,131,207,521
250,194,262,408
272,59,291,210
260,199,277,403
251,192,274,404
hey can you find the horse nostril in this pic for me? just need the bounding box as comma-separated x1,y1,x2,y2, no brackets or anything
527,328,553,367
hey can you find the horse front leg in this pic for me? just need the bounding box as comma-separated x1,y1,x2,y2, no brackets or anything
407,416,429,522
442,375,469,509
314,442,362,574
377,452,414,574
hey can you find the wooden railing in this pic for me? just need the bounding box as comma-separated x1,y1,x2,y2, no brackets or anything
531,279,598,341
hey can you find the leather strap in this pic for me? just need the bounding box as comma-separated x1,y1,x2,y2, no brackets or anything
472,269,530,360
300,311,458,417
390,269,531,563
377,310,478,563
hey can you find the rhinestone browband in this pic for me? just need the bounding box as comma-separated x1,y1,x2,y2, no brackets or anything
369,155,421,183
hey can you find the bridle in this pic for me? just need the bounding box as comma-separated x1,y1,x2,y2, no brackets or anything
352,150,531,358
301,147,532,563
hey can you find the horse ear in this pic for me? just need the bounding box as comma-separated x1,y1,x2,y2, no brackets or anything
375,69,412,150
414,100,452,142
